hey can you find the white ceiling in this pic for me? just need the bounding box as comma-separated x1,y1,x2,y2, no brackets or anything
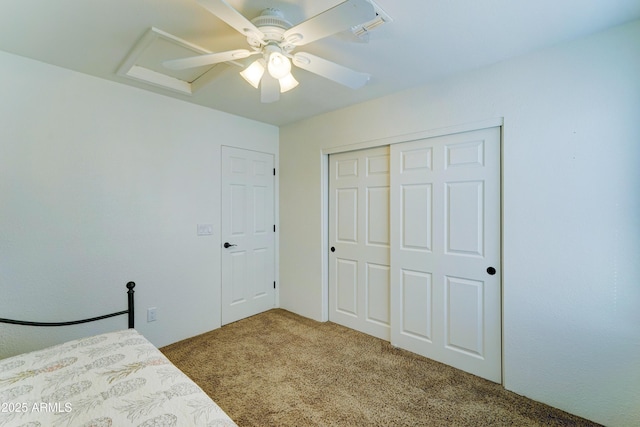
1,0,638,126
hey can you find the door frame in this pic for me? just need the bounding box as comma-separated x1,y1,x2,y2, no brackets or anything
320,118,505,382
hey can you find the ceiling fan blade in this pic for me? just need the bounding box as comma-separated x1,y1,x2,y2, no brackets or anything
163,49,254,70
293,52,370,89
283,0,375,46
261,73,280,103
197,0,264,39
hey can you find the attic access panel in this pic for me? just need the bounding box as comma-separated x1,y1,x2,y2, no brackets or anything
117,27,235,95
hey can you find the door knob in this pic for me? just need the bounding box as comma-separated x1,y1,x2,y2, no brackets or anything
486,267,496,275
223,242,237,248
330,247,335,252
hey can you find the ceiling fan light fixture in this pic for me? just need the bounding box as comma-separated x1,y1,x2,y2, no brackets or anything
240,59,265,89
278,73,299,93
267,51,291,79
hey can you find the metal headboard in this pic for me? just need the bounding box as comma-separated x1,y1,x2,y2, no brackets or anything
0,281,136,328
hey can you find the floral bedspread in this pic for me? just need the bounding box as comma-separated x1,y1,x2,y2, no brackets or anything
0,329,237,426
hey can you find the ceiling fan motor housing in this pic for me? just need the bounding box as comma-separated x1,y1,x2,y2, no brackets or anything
248,8,293,47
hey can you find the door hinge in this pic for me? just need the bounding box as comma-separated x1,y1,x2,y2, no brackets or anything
273,224,276,232
273,168,276,176
273,281,276,289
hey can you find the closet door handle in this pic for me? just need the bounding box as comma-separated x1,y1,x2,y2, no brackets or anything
223,242,237,249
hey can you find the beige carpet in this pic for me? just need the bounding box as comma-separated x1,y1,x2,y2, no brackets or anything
161,309,599,426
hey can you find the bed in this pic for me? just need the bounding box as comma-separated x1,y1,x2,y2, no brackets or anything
0,282,237,427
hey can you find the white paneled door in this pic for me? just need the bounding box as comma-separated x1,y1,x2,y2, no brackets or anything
390,127,501,382
221,146,275,325
328,127,501,383
329,146,391,340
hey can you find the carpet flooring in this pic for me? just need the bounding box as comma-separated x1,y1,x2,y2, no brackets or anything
161,309,600,426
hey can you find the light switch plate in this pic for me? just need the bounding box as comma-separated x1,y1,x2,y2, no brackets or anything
197,223,213,236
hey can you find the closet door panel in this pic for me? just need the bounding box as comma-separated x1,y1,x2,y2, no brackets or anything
329,146,390,340
390,127,502,383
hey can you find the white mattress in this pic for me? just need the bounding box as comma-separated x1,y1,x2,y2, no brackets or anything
0,329,236,426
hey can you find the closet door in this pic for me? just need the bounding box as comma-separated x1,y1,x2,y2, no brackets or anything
390,127,502,383
329,146,390,340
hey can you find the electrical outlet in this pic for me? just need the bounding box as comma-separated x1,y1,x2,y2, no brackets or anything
147,307,157,322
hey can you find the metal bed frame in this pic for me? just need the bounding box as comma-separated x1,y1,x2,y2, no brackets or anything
0,281,136,328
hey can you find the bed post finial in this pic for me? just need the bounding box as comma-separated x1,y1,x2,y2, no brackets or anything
127,281,136,329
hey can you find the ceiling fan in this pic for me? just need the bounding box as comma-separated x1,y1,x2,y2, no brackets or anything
163,0,377,103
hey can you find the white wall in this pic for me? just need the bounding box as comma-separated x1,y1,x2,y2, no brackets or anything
0,51,278,358
279,20,640,427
